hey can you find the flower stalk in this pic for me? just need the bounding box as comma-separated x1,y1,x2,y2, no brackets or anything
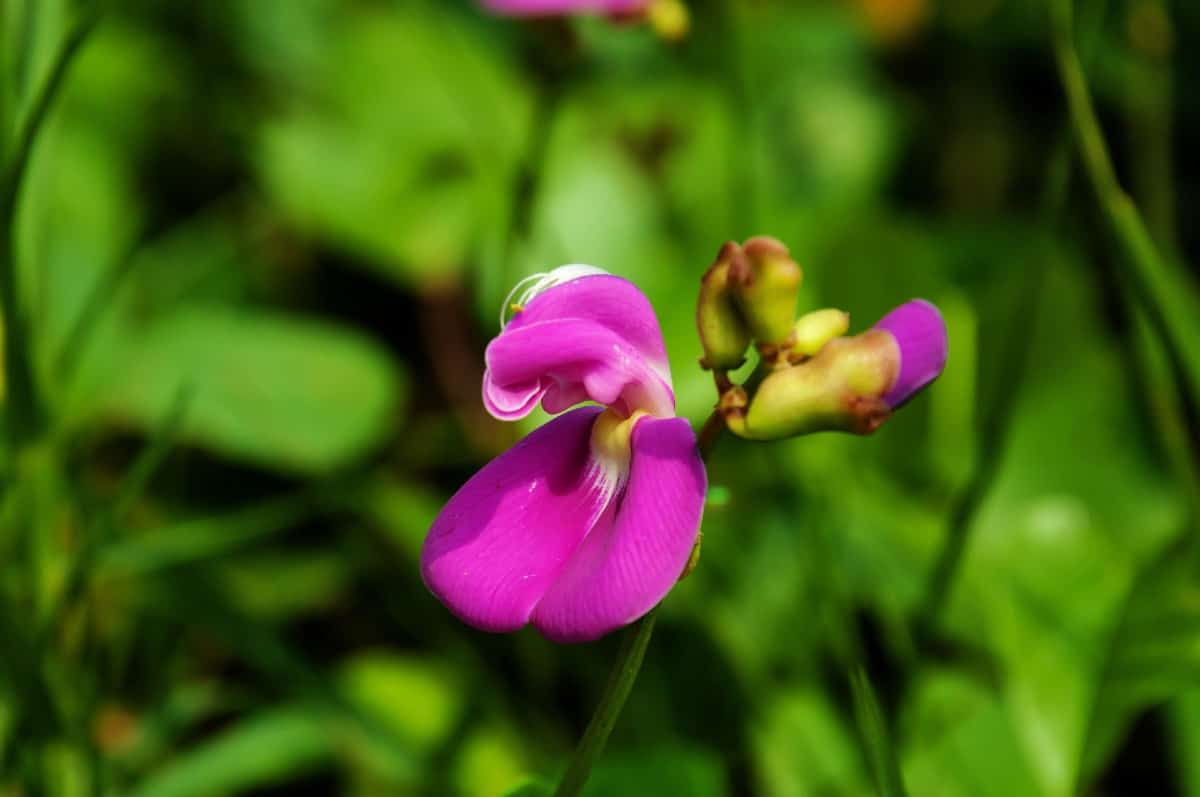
552,610,658,797
552,408,724,797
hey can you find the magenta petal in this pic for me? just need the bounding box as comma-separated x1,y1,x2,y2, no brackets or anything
484,274,675,421
421,407,607,633
486,318,675,420
506,275,671,376
532,416,706,643
482,372,545,421
874,299,949,407
483,0,647,17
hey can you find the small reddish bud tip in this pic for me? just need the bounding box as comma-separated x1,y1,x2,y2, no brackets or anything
848,395,892,435
718,385,748,417
741,235,790,259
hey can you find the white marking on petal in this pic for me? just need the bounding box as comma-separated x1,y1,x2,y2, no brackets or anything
581,450,628,531
499,264,610,328
578,408,644,528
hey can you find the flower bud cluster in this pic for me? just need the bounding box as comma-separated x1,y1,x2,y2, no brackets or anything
696,238,947,441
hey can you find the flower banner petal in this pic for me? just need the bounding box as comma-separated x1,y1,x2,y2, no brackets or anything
485,318,675,421
507,275,671,379
484,274,675,421
532,415,706,643
421,407,609,633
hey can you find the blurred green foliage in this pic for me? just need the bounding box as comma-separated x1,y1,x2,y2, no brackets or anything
3,0,1200,794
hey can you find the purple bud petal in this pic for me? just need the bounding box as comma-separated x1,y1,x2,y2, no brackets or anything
873,299,948,408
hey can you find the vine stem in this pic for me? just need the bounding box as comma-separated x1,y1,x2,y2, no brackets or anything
552,410,723,797
1051,0,1200,429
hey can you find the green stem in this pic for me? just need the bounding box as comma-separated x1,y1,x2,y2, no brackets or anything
1123,0,1175,251
1051,0,1200,432
552,611,658,797
552,411,723,797
1,9,98,448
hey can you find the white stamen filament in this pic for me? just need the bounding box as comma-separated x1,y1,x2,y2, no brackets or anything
498,264,609,329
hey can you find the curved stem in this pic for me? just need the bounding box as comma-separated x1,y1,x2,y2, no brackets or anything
1051,0,1200,438
552,611,658,797
553,411,722,797
697,409,725,460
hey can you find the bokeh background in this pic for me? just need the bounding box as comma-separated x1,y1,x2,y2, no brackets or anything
3,0,1200,794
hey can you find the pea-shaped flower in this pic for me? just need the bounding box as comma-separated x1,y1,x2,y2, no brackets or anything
421,267,706,643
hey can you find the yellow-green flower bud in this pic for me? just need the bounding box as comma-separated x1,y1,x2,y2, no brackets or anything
790,308,850,359
728,236,803,346
724,330,900,440
696,242,752,371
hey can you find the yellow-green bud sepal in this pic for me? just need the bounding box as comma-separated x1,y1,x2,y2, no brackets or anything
728,236,803,346
724,330,900,440
697,242,753,371
790,308,850,359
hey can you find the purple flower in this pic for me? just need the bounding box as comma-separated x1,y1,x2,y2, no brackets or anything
421,267,706,643
481,0,648,17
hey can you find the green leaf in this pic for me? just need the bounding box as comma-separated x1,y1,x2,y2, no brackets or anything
454,724,531,797
851,668,908,797
126,705,332,797
220,550,349,621
1170,689,1200,797
39,741,92,797
337,651,465,754
365,480,444,560
96,307,403,473
254,5,531,289
900,670,1043,797
942,260,1185,795
522,114,664,284
581,745,726,797
95,495,314,578
501,780,555,797
752,688,870,796
110,681,228,772
1078,547,1200,784
138,572,421,782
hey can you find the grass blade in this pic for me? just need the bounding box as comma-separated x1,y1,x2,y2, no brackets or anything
850,667,908,797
